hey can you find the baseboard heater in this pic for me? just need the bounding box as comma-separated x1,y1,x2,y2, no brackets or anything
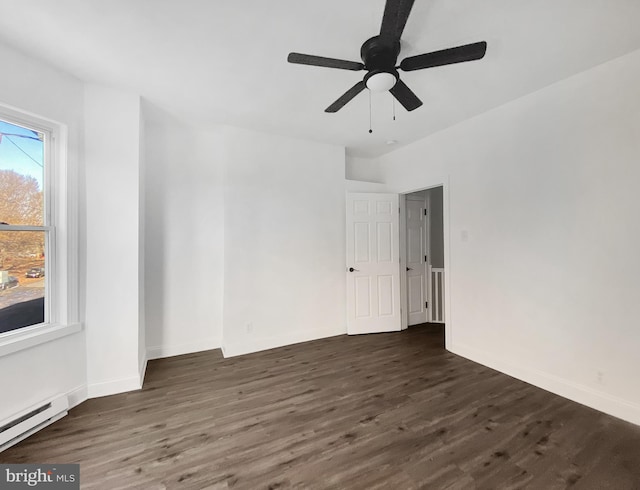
0,395,69,452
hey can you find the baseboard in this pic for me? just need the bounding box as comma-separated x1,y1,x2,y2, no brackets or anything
146,338,220,360
87,374,143,399
221,327,345,358
450,342,640,427
67,384,88,409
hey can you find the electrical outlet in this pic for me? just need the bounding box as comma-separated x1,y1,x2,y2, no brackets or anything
246,322,253,333
597,371,604,385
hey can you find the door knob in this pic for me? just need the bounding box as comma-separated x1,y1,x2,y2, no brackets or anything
348,267,359,272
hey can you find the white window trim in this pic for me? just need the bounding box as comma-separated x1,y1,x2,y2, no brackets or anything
0,102,80,357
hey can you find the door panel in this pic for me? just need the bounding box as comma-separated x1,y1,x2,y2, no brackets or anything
347,193,401,334
408,275,424,314
377,275,394,316
354,222,370,262
377,222,393,262
355,276,372,318
406,198,428,325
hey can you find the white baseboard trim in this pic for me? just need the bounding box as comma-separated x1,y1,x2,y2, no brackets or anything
450,342,640,427
67,384,88,409
146,338,220,360
221,327,345,358
87,374,143,399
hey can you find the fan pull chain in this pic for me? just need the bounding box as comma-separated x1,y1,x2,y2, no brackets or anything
393,97,396,121
368,90,373,134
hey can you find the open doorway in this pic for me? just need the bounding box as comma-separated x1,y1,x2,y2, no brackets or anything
403,186,444,327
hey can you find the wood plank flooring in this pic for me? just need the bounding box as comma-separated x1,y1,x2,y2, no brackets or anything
3,325,640,489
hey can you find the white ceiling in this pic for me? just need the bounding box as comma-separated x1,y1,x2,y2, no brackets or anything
0,0,639,157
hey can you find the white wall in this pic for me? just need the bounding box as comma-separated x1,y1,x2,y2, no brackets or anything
144,111,224,359
0,42,86,419
345,155,383,183
138,108,147,378
84,85,142,397
221,127,346,356
143,119,347,359
379,49,640,425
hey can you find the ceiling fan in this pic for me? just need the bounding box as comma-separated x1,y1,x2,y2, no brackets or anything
287,0,487,113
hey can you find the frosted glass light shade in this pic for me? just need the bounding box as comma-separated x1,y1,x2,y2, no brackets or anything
365,72,396,92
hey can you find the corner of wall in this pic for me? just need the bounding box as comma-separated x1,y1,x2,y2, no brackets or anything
67,384,88,410
146,338,221,361
139,354,148,388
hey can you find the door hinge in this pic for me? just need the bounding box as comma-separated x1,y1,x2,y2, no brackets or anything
425,255,427,262
424,209,427,216
425,301,429,308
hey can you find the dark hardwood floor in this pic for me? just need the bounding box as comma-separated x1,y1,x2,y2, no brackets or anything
3,325,640,489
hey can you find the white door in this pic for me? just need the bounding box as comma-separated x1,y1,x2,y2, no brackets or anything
346,193,401,334
406,198,428,325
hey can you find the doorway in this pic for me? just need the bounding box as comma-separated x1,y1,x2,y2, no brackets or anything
344,187,446,336
403,186,445,327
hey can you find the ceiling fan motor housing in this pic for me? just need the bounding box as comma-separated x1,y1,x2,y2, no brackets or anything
361,35,401,71
361,36,401,91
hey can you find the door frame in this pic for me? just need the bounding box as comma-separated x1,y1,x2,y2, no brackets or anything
399,181,451,347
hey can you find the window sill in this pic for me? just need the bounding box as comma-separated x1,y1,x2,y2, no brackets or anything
0,322,82,358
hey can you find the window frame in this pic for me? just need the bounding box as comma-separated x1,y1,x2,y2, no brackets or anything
0,103,80,356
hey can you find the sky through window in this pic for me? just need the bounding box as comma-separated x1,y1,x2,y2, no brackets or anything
0,119,44,190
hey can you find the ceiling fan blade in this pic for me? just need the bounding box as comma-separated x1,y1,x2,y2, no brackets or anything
288,53,364,71
400,41,487,71
380,0,415,41
325,81,366,113
389,79,422,111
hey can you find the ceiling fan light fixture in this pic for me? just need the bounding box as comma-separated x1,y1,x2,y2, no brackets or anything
365,72,397,92
288,0,487,113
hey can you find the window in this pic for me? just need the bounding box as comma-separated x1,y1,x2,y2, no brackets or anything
0,104,78,352
0,117,47,334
